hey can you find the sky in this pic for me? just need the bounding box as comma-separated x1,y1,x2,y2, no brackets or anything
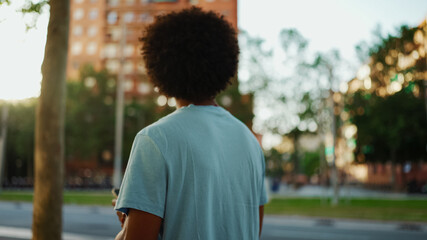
0,1,49,101
239,0,427,63
0,0,425,100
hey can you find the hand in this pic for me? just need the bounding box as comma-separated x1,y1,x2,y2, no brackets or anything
112,198,127,228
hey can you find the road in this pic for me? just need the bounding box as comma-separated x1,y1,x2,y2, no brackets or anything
0,201,426,240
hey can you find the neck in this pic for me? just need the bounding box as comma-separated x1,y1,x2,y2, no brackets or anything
175,98,217,109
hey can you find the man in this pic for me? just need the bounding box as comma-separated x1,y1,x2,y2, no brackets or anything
114,7,268,240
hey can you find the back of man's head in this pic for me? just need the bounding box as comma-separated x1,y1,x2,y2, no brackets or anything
140,7,239,103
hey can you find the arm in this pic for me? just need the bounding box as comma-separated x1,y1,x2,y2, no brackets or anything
115,208,163,240
113,134,167,239
259,205,264,237
112,199,126,228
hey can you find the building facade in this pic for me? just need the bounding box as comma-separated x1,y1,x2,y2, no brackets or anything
67,0,237,98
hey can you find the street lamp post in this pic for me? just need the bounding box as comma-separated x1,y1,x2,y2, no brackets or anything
113,18,127,189
330,89,339,206
328,66,339,206
0,103,9,193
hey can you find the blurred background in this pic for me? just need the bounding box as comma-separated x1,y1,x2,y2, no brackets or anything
0,0,426,240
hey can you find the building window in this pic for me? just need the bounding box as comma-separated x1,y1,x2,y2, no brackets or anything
138,13,153,23
108,0,119,6
155,10,166,16
126,0,135,5
109,27,121,41
107,11,118,24
73,25,83,36
221,10,230,17
124,44,134,57
75,0,84,4
138,82,151,94
140,0,151,4
89,9,98,20
90,0,97,3
124,12,134,23
137,63,146,74
205,0,214,2
86,42,97,55
124,79,134,92
87,26,97,37
103,44,118,58
106,59,120,73
73,9,84,20
71,42,83,55
124,61,134,74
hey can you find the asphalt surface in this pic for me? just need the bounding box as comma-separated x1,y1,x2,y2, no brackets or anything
0,201,426,240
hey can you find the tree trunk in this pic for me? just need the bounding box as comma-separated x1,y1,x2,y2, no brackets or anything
292,133,299,188
32,1,69,239
390,148,397,190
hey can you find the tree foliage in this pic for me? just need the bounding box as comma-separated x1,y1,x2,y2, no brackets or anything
0,0,10,6
3,65,177,185
350,89,426,163
20,0,49,14
66,65,175,168
240,29,346,183
347,24,427,164
368,25,426,92
216,76,255,127
2,100,36,183
264,148,285,178
66,65,116,162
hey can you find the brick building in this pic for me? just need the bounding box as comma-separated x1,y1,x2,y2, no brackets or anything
67,0,238,98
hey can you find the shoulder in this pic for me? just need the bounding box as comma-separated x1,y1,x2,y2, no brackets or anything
135,125,167,154
135,111,182,152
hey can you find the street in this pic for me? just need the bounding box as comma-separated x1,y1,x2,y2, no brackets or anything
0,201,426,240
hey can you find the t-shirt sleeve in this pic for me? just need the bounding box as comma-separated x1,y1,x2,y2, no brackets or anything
259,150,269,206
114,133,167,218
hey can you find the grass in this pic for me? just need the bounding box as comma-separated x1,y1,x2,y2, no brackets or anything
264,197,427,222
1,190,427,222
0,190,114,206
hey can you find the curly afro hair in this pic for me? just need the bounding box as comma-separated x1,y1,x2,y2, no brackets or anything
140,7,239,103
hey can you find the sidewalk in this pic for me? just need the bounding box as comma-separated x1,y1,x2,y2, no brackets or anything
0,201,120,240
0,226,112,240
264,215,427,232
262,215,427,240
268,183,427,199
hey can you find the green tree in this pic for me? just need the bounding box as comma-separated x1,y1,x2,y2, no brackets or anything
347,24,427,186
349,90,427,174
3,100,36,182
264,148,285,178
66,65,176,174
301,151,321,178
122,96,174,166
240,30,341,188
216,76,255,128
66,65,115,162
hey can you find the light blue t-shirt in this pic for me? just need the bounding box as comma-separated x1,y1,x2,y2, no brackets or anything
115,104,268,239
